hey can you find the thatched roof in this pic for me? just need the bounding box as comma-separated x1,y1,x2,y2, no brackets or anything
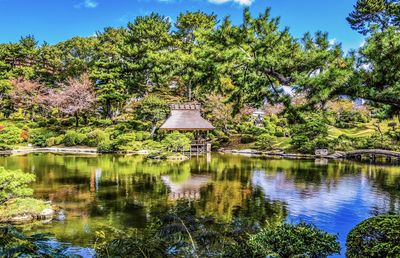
160,104,215,131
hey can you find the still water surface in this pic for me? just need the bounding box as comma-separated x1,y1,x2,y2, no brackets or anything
0,153,399,257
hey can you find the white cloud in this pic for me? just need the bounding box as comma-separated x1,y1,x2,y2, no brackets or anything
328,38,337,46
74,0,98,9
208,0,254,5
155,0,254,5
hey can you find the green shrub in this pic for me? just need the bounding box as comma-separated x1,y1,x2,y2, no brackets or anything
55,135,64,145
240,134,256,144
36,119,47,128
211,130,230,144
45,137,56,147
248,222,341,257
29,129,55,147
129,120,150,131
135,131,151,141
0,126,21,145
94,119,113,127
0,144,11,151
162,132,191,152
346,214,400,258
46,118,59,125
256,134,276,150
274,129,285,137
0,167,36,203
142,140,163,151
335,110,369,128
97,140,114,153
238,122,267,136
85,129,108,147
332,134,355,151
63,130,86,146
366,132,395,150
111,133,137,150
60,118,75,127
291,119,329,154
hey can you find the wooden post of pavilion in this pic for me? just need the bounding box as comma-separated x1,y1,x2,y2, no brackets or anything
160,103,215,154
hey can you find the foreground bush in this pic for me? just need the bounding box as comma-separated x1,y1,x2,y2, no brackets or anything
0,226,68,257
96,204,341,257
249,222,341,257
346,214,400,258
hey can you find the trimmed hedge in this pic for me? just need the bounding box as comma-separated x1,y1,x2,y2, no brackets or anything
346,214,400,258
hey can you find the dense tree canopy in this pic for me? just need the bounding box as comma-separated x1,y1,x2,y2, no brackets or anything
0,6,399,134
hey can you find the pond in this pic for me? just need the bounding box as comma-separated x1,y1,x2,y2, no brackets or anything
0,153,399,257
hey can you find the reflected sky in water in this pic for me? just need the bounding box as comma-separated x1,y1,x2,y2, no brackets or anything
0,153,399,257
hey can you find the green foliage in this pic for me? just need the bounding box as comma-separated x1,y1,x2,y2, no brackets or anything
0,126,21,145
346,214,400,258
291,118,330,154
0,198,50,221
347,0,400,35
29,128,54,147
256,134,277,150
111,133,142,151
135,131,151,141
133,95,169,134
0,167,35,203
62,130,86,146
96,203,340,258
143,139,164,151
0,144,11,151
240,134,257,144
335,110,369,128
97,140,114,153
85,129,108,147
0,226,68,257
248,222,341,257
365,132,397,150
162,132,191,152
238,122,267,136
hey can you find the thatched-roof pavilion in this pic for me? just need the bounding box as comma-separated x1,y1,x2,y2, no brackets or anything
160,104,215,131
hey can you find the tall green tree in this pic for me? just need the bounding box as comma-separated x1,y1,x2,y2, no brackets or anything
347,0,400,35
133,94,169,135
124,13,173,96
172,11,217,101
93,27,128,118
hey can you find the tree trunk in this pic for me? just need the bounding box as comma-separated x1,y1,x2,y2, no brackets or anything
106,99,112,119
83,115,88,125
75,112,79,128
187,81,192,102
30,110,34,121
150,124,157,136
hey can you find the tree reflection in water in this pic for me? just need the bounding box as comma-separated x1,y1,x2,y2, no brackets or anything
0,153,398,250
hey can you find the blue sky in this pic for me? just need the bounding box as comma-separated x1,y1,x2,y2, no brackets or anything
0,0,364,51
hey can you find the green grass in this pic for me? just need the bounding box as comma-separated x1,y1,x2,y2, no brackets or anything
0,198,51,220
273,137,292,149
328,119,395,139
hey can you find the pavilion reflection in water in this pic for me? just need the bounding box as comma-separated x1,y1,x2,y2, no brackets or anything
161,174,211,200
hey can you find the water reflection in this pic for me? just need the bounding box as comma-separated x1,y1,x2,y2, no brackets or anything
0,153,399,257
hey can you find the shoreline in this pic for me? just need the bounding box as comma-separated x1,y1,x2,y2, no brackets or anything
2,147,399,163
0,146,327,160
0,147,151,156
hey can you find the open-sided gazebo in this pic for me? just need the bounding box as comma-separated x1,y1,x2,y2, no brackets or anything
160,104,215,152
